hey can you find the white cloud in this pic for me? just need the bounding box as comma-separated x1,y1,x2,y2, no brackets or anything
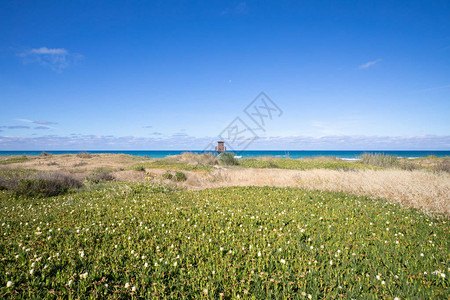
0,134,448,150
30,47,68,55
19,47,81,72
14,119,58,129
358,59,382,69
14,118,33,123
415,84,450,93
221,2,247,15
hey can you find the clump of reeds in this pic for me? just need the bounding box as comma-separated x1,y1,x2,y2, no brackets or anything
360,153,398,167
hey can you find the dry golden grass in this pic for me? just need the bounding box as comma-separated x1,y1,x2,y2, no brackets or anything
163,152,218,165
172,168,450,215
293,169,450,215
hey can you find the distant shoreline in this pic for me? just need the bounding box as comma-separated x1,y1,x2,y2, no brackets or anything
0,150,449,159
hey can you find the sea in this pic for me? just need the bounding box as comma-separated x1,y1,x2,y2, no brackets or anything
0,150,449,159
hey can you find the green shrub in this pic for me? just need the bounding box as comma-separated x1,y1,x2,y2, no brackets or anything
132,165,146,172
219,152,239,166
162,172,173,180
86,172,115,184
360,153,398,167
268,161,278,168
11,172,82,197
174,171,187,182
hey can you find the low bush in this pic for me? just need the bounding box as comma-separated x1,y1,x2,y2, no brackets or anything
162,172,173,180
174,171,187,181
73,162,88,167
219,152,239,166
11,172,82,197
434,159,450,173
0,169,36,190
132,165,146,172
86,172,115,184
399,161,419,171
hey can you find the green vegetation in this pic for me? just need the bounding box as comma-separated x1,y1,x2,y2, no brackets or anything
161,171,187,182
0,183,447,298
173,171,187,182
130,154,450,173
85,172,115,184
0,157,29,165
360,153,398,167
0,171,82,197
131,165,146,172
162,172,173,180
11,173,82,198
240,158,374,170
0,169,37,191
130,160,213,172
360,153,422,171
219,152,239,166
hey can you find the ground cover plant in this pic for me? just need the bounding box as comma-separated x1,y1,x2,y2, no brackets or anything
0,157,29,165
0,183,448,299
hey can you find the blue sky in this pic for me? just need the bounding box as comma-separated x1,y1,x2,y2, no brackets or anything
0,0,449,150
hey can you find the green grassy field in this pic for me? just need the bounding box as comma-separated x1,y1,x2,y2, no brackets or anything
130,157,376,172
0,157,29,165
239,158,377,171
0,183,448,299
130,160,214,172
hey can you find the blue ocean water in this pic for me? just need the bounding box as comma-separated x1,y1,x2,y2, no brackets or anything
0,150,449,159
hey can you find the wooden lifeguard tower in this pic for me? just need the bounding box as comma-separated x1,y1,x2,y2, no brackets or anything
215,141,226,154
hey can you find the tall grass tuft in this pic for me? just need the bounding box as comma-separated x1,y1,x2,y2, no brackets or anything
219,152,239,166
360,153,398,167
